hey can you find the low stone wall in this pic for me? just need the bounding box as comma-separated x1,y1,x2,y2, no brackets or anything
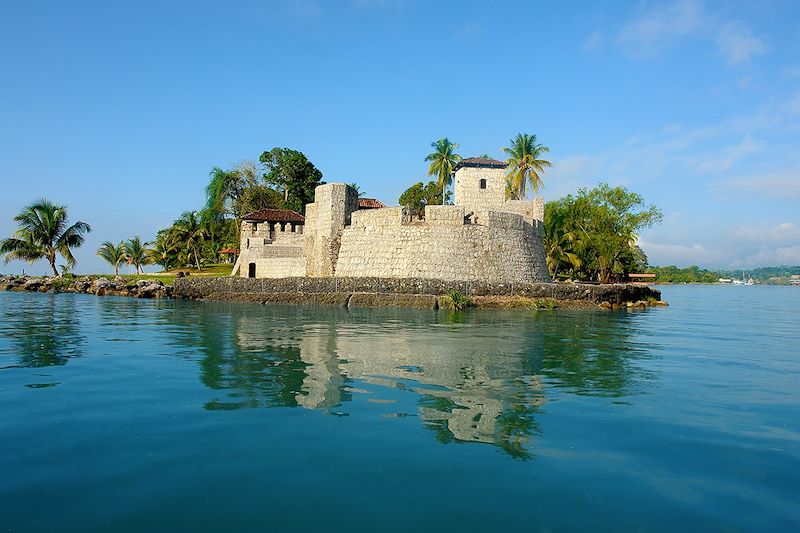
174,276,661,306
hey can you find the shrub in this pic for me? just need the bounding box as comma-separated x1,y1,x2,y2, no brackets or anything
532,298,558,310
439,291,471,311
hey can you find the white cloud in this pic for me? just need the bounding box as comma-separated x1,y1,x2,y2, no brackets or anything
638,238,728,267
714,169,800,199
582,30,605,51
715,22,768,65
608,0,767,67
616,0,704,57
731,222,800,245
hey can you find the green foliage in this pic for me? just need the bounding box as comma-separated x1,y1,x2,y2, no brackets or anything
439,291,471,311
645,265,720,283
717,265,800,283
97,241,126,275
123,237,151,275
545,183,662,283
503,133,551,199
0,199,91,276
532,298,558,310
425,138,461,203
171,211,209,271
203,162,283,220
259,148,323,214
398,180,449,218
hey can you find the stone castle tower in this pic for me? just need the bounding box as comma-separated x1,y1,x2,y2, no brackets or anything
453,157,508,213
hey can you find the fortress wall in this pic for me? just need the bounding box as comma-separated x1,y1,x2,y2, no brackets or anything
478,209,523,230
350,206,409,228
334,212,550,283
425,205,465,226
270,224,305,246
251,255,306,278
502,197,544,223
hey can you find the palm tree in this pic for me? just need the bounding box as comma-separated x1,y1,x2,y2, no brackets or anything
545,231,581,279
425,137,461,204
503,133,551,200
123,237,150,275
147,233,175,271
172,211,208,271
0,200,91,276
97,241,126,275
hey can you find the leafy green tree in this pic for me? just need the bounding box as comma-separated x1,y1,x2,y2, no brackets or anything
503,133,551,199
259,148,323,214
236,185,283,216
172,211,208,271
0,199,91,276
545,184,662,283
97,241,126,275
398,180,449,218
123,237,150,275
425,138,461,204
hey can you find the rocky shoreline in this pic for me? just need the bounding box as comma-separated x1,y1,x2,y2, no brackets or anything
0,274,668,310
0,275,173,299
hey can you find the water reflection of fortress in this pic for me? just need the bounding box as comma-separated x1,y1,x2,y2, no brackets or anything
202,306,648,458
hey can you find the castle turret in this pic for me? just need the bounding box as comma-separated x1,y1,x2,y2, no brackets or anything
453,157,508,213
304,183,359,277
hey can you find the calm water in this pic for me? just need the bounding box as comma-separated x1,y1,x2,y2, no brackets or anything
0,286,798,531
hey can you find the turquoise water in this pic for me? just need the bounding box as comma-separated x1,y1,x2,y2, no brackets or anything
0,286,798,531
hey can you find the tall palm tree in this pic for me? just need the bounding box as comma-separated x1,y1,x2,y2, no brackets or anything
503,133,551,200
172,211,208,271
97,241,126,275
425,137,461,204
0,200,91,276
123,237,150,275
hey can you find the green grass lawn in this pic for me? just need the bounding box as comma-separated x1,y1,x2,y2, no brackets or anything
109,264,233,286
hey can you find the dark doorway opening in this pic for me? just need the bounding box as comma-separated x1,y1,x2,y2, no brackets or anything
248,263,256,278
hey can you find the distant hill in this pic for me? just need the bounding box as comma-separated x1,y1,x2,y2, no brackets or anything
645,265,800,284
717,266,800,284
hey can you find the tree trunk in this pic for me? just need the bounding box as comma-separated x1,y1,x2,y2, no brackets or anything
194,249,202,271
48,252,59,277
114,265,119,276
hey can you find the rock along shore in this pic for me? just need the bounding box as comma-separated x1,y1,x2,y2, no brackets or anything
1,274,667,310
0,275,173,299
173,276,666,310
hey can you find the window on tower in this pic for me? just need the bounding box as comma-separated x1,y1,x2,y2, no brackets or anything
479,179,487,189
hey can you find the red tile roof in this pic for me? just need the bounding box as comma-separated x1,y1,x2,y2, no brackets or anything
454,157,508,170
220,247,239,254
242,209,305,223
358,198,386,209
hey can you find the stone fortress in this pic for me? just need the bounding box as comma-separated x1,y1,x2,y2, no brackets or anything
232,157,551,284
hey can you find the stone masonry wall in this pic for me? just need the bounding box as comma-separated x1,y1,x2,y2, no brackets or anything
334,205,550,283
304,183,359,277
175,276,661,305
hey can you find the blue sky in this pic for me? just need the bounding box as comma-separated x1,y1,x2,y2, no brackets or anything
1,0,799,274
